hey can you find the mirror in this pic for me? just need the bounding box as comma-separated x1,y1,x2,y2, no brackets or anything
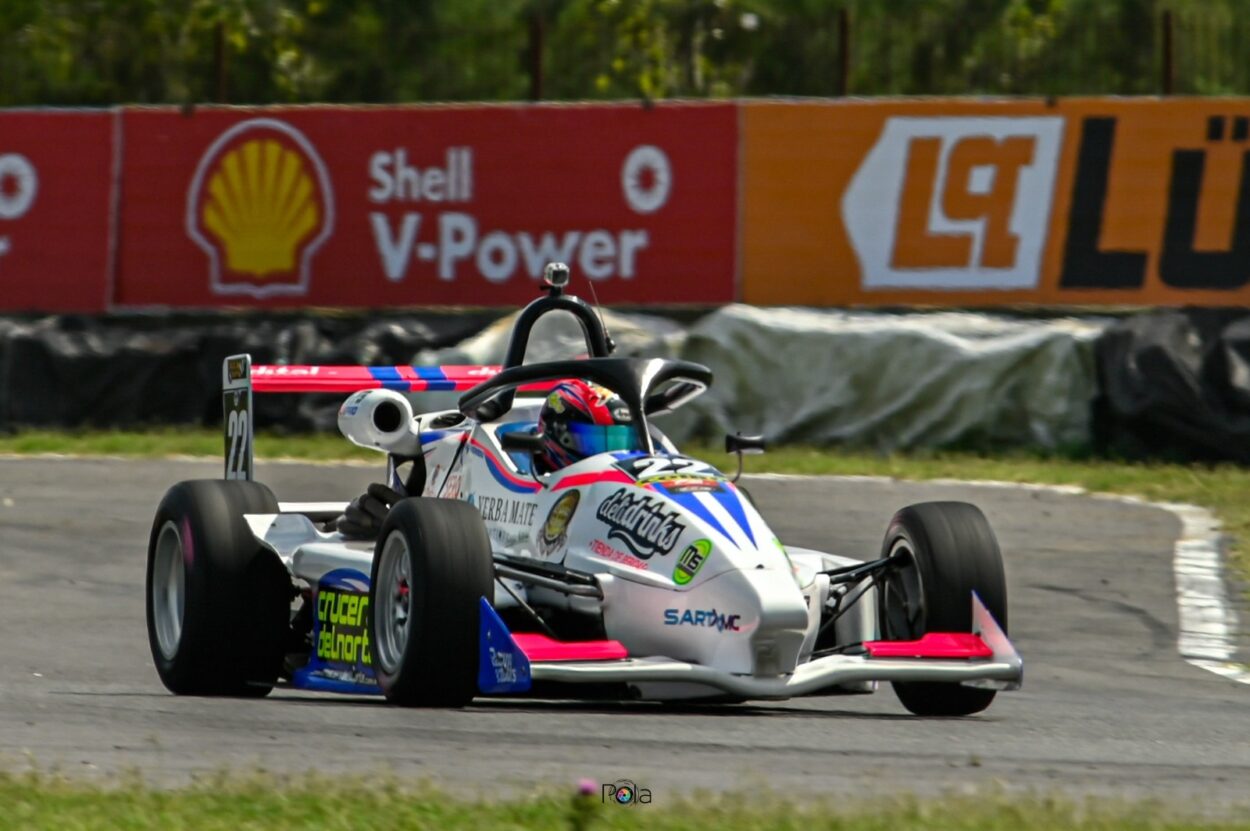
725,432,766,483
500,430,546,455
725,433,766,455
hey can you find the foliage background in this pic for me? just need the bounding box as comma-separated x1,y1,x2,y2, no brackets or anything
1,0,1247,107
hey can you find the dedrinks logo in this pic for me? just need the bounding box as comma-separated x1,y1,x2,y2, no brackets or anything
187,118,335,298
843,116,1064,292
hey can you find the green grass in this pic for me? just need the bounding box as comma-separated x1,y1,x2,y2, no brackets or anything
3,428,1247,583
0,427,378,462
1,772,1245,830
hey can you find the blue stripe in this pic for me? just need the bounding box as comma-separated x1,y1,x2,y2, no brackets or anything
413,366,457,391
472,446,540,494
656,486,736,545
715,488,757,546
368,366,411,391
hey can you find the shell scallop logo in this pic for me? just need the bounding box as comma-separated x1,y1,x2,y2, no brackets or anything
186,119,334,297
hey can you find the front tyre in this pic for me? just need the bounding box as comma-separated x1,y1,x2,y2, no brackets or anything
369,498,494,707
878,501,1007,717
146,480,291,696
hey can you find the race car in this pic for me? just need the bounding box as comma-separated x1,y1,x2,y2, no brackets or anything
145,263,1022,716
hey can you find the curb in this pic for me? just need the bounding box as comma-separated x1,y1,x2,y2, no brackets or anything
747,473,1250,686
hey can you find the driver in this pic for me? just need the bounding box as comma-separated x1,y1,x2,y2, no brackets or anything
536,379,639,472
337,379,637,538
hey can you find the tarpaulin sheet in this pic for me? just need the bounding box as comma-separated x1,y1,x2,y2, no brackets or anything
419,305,1107,451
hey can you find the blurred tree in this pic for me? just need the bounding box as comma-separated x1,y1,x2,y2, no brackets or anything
0,0,1248,106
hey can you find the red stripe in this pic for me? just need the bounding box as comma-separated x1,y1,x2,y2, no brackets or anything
468,438,540,490
249,364,562,394
552,469,634,491
863,633,992,659
513,633,628,662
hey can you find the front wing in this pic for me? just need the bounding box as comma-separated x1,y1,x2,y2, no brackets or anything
480,593,1022,700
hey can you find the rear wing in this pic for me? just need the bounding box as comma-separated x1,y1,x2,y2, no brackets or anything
221,354,510,480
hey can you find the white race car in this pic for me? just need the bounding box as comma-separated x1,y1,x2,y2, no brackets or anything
145,264,1021,715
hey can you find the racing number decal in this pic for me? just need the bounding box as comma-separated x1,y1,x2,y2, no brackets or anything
224,402,250,480
223,391,252,480
620,456,715,480
222,354,254,481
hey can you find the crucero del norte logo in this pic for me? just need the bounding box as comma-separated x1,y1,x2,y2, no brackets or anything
595,488,686,559
316,587,372,667
187,118,334,298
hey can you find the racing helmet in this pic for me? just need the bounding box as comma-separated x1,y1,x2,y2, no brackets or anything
537,379,639,470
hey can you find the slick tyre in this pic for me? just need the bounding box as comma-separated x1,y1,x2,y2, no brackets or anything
146,479,291,696
370,498,495,707
878,501,1007,717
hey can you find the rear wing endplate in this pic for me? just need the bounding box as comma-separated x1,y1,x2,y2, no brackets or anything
223,355,255,481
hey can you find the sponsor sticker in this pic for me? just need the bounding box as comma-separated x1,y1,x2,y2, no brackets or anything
316,586,372,669
663,607,741,632
672,539,711,585
488,646,518,684
590,538,650,570
477,495,538,526
538,490,580,557
595,488,687,559
639,473,724,494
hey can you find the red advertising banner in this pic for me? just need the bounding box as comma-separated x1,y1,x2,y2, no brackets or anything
116,104,736,308
0,112,114,312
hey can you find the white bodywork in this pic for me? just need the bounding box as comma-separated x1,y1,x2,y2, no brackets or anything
243,392,1021,701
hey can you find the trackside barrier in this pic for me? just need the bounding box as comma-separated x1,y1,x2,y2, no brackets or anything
11,99,1250,312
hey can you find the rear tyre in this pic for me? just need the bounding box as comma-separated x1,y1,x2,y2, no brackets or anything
146,479,291,696
369,498,494,707
878,501,1007,717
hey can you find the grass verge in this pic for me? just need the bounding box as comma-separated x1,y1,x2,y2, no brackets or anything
1,773,1245,831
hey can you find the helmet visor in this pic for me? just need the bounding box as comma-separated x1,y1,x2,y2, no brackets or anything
567,422,640,457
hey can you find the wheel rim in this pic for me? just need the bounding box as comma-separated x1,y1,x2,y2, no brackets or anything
375,530,414,674
881,538,925,639
151,520,187,660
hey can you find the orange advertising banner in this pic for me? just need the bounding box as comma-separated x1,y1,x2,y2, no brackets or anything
742,98,1250,306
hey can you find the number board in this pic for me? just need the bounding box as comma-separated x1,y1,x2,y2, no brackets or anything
222,355,254,481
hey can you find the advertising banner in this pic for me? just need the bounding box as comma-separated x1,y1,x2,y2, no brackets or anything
0,111,114,312
741,99,1250,307
116,103,736,308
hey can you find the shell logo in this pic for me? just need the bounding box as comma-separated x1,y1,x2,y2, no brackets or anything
186,118,334,297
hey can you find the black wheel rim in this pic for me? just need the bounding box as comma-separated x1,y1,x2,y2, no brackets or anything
881,538,925,639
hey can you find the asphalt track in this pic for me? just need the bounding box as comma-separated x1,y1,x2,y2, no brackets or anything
1,457,1248,803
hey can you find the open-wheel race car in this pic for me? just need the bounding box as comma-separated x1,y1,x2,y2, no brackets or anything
145,263,1022,716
